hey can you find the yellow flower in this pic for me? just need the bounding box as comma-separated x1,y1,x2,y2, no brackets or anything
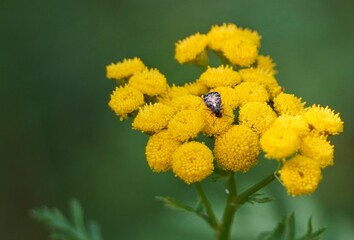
272,115,310,136
108,85,144,120
279,155,322,196
172,141,214,184
132,103,176,133
234,82,269,106
256,55,277,75
168,94,205,112
184,81,209,96
198,65,241,88
202,104,234,136
234,27,261,48
207,23,239,51
175,33,209,64
260,126,301,160
214,125,260,172
239,68,282,98
238,102,277,134
300,134,334,168
221,40,258,67
211,86,239,109
128,68,168,96
145,130,181,172
106,57,146,80
273,93,305,116
168,110,205,142
157,85,190,104
304,105,344,135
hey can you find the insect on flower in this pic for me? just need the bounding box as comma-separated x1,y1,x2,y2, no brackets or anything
203,92,223,118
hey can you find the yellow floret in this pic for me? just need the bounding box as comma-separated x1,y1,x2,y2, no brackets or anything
184,81,209,96
157,85,190,104
273,93,305,116
198,65,241,88
304,105,344,135
238,102,277,134
168,110,205,142
202,104,234,136
108,85,145,120
221,40,258,67
234,82,270,106
145,131,181,172
128,68,168,96
279,155,322,196
300,134,334,168
106,57,146,80
211,86,239,109
260,126,301,160
207,23,239,51
172,141,214,184
256,55,277,75
175,33,209,64
214,125,260,172
168,94,205,112
272,115,310,136
132,103,176,133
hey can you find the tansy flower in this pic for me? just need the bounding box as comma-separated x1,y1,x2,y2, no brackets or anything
198,65,241,88
202,104,234,136
273,93,305,116
279,155,322,196
214,125,260,172
300,134,334,168
175,33,209,65
132,103,176,133
272,115,310,136
234,27,261,48
128,68,168,96
256,55,277,75
172,141,214,184
108,85,144,120
168,110,205,142
207,23,239,51
184,81,209,96
157,84,190,104
168,94,205,112
238,101,277,134
145,130,181,172
239,68,282,98
106,57,146,80
234,82,269,106
211,86,239,109
221,40,258,67
260,126,301,160
304,105,344,135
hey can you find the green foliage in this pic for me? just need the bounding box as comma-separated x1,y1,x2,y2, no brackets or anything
258,213,326,240
246,193,273,204
31,199,103,240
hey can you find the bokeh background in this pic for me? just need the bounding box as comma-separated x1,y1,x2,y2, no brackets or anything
1,0,354,239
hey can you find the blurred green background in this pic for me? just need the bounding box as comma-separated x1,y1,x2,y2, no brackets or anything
1,0,354,239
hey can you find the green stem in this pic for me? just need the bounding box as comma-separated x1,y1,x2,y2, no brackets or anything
195,182,219,230
237,172,277,205
218,173,237,240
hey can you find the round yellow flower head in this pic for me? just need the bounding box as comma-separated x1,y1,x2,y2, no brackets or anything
145,130,181,172
256,55,277,75
172,141,214,184
279,155,322,196
108,85,144,120
207,23,239,51
198,65,241,88
168,94,205,112
238,101,277,134
128,68,168,96
202,104,234,136
157,84,190,104
221,40,258,67
234,82,269,106
211,86,239,109
175,33,208,64
260,126,301,160
168,110,205,142
214,125,260,172
273,93,305,116
304,105,344,135
132,103,176,133
184,81,209,96
300,134,334,168
272,115,310,136
239,68,282,98
234,27,261,48
106,57,146,80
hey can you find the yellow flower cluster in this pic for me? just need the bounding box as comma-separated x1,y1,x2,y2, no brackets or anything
106,23,344,195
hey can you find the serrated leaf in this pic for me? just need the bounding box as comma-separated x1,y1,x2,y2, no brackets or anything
297,217,326,240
